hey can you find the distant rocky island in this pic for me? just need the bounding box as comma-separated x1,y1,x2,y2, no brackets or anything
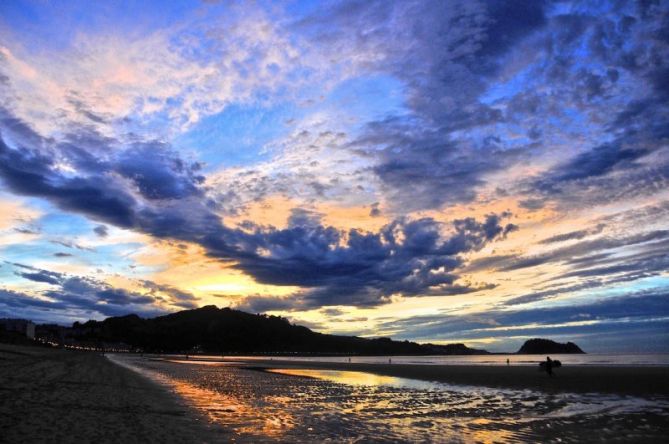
516,338,585,354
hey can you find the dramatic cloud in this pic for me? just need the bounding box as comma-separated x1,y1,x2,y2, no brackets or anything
0,108,516,308
237,213,516,308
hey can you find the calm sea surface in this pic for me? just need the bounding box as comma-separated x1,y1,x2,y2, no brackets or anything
162,352,669,366
110,354,669,443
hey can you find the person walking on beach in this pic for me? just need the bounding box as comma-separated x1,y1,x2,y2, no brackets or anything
545,356,553,377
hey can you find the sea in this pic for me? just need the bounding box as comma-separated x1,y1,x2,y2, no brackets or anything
109,353,669,443
189,352,669,367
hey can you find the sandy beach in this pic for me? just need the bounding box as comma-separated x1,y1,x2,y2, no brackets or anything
231,358,669,397
3,345,668,443
0,344,214,443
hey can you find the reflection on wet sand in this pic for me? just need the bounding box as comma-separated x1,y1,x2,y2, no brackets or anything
170,378,297,440
112,357,296,441
467,419,522,444
166,359,244,366
111,355,669,443
266,368,441,390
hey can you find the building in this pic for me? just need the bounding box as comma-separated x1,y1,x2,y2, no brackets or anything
0,319,36,340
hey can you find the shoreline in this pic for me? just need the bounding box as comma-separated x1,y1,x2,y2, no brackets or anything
0,344,215,443
140,351,669,367
188,357,669,397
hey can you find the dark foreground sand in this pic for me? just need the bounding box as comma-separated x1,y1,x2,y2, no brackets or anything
0,344,214,443
230,358,669,397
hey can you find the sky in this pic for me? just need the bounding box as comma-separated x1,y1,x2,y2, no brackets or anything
0,0,668,353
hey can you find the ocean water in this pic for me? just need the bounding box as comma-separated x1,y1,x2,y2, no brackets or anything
110,355,669,443
151,352,669,366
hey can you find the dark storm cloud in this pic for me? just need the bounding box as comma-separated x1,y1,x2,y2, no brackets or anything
0,108,230,243
236,214,515,308
115,143,205,200
0,109,517,308
0,135,137,228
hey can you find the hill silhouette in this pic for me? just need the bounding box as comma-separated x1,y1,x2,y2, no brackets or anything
69,305,490,355
517,338,585,354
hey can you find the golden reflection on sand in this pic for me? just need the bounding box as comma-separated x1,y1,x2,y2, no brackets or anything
167,375,296,439
267,368,403,387
467,418,519,443
166,359,243,366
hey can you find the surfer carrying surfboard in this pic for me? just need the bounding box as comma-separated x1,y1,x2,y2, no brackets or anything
545,356,554,377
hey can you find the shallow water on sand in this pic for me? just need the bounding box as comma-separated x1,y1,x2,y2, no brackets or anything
110,356,669,443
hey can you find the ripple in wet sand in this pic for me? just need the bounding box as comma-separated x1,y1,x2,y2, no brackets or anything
111,355,669,443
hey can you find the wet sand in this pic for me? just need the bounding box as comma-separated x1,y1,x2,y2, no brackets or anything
0,344,215,443
223,358,669,396
117,355,669,443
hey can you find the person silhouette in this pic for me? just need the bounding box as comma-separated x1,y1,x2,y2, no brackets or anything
546,356,553,377
506,358,510,366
